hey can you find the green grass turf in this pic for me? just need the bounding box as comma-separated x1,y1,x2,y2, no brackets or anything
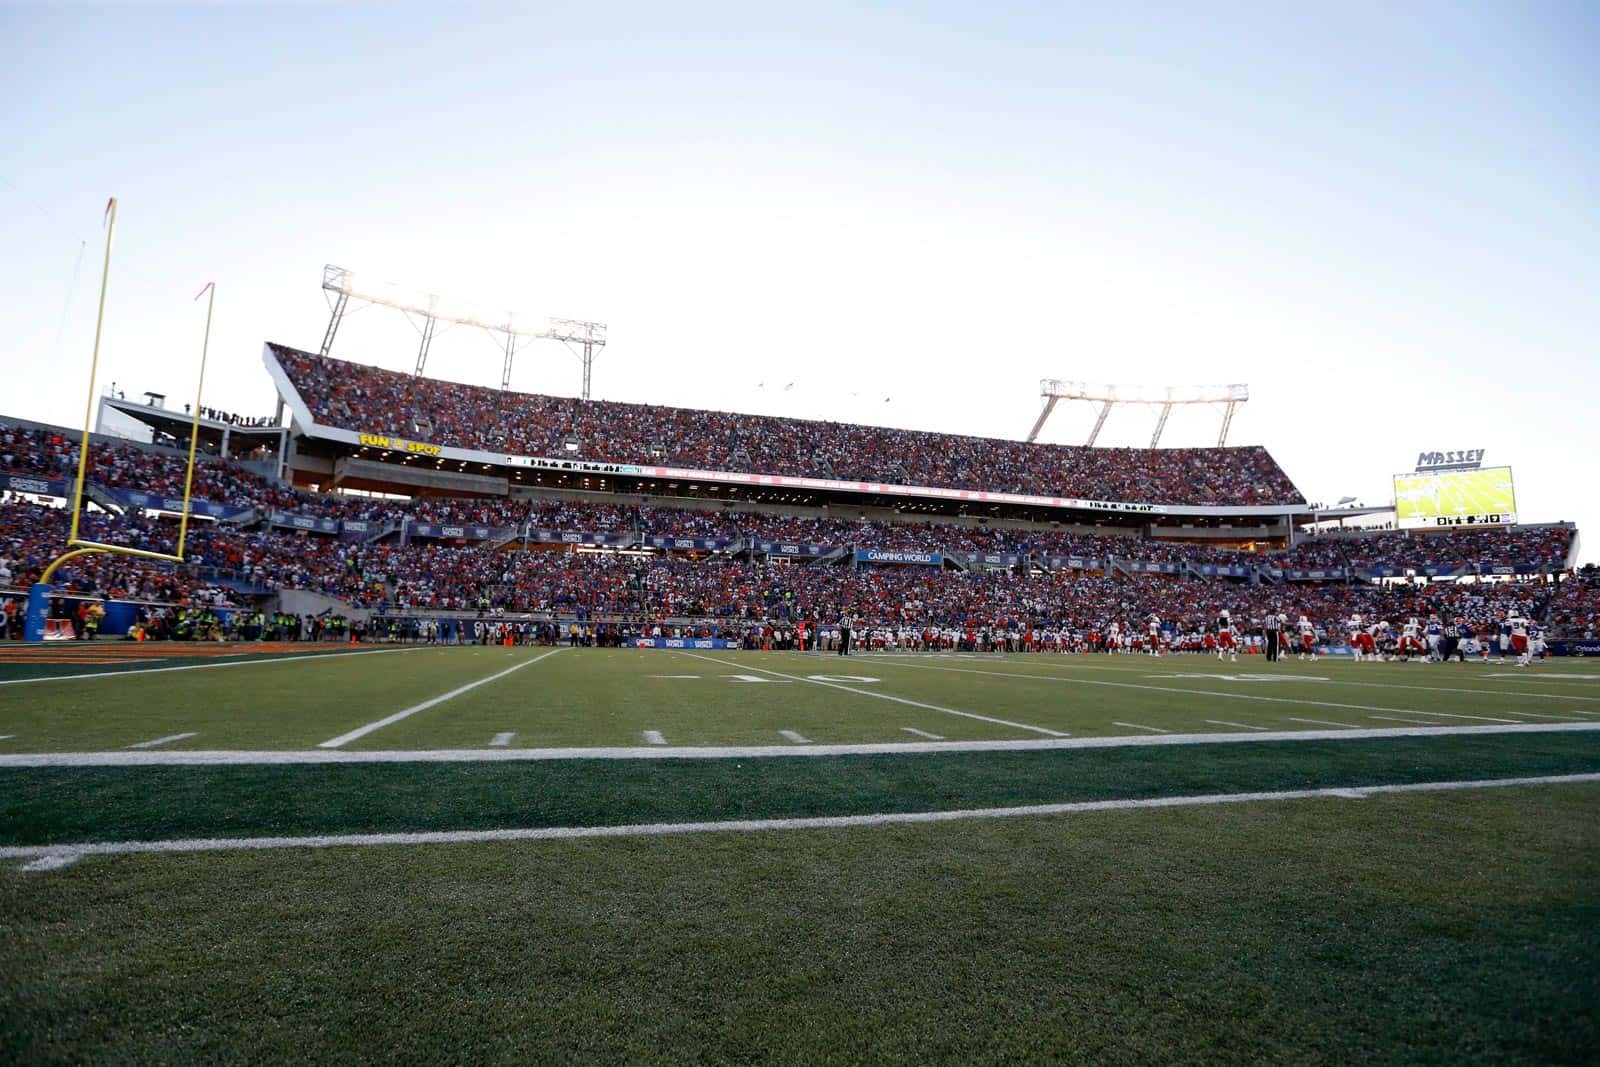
0,647,525,750
0,642,416,681
2,783,1595,1063
1,646,1597,753
3,732,1598,847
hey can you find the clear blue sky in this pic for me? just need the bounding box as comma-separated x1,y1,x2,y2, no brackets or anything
3,3,1596,557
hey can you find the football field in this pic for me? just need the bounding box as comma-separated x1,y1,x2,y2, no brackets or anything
3,645,1598,1061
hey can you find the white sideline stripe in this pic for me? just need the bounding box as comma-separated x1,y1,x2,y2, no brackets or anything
489,733,515,747
1287,717,1358,729
859,659,1563,723
1370,715,1449,726
643,730,667,746
318,650,562,748
1113,722,1170,734
0,645,433,687
779,729,813,744
0,734,13,741
901,727,945,740
928,654,1600,702
127,732,197,749
677,651,1069,737
2,722,1595,767
10,773,1598,872
1205,720,1267,732
1496,711,1585,722
1394,710,1521,724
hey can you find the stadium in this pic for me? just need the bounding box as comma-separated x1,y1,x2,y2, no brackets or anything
4,8,1598,1064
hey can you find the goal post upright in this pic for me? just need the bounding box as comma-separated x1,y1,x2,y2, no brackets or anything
29,199,216,639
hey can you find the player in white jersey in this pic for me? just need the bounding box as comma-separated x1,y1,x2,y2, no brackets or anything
1296,614,1317,661
1398,617,1423,662
1215,610,1239,662
1146,614,1162,655
1371,620,1393,661
1508,615,1532,666
1347,614,1372,662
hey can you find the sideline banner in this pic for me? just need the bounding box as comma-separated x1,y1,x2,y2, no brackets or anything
856,550,942,566
631,637,737,650
644,535,735,552
953,552,1022,568
753,541,830,557
116,488,250,520
269,510,341,535
0,473,68,497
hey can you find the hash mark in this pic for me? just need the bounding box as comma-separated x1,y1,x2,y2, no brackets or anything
127,732,197,749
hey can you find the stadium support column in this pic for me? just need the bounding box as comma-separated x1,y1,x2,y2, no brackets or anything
1150,403,1173,448
1086,401,1112,446
319,289,348,357
1026,394,1060,443
1218,400,1238,446
414,314,437,377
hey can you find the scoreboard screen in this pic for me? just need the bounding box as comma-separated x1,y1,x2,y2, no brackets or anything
1393,467,1517,529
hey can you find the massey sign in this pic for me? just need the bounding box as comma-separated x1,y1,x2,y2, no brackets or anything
1415,449,1484,472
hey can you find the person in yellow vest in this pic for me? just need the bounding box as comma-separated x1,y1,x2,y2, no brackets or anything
84,599,106,641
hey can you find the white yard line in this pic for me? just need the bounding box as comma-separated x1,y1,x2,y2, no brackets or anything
9,772,1598,872
901,727,945,740
1287,717,1359,729
0,734,13,741
861,659,1561,723
779,729,813,744
0,645,434,687
1113,722,1170,734
6,722,1593,767
676,651,1070,738
643,730,668,746
1205,720,1268,732
489,732,515,747
317,650,563,749
127,732,197,749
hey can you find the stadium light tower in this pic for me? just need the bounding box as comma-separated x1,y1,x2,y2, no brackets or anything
545,318,607,401
318,265,608,396
1026,380,1249,448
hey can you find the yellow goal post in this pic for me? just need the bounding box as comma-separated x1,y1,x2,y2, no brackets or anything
36,198,216,586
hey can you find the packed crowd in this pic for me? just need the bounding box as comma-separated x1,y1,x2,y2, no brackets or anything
272,345,1305,505
1276,526,1574,571
7,421,1572,578
0,502,199,602
1543,568,1600,639
1,513,1576,646
1,425,404,523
